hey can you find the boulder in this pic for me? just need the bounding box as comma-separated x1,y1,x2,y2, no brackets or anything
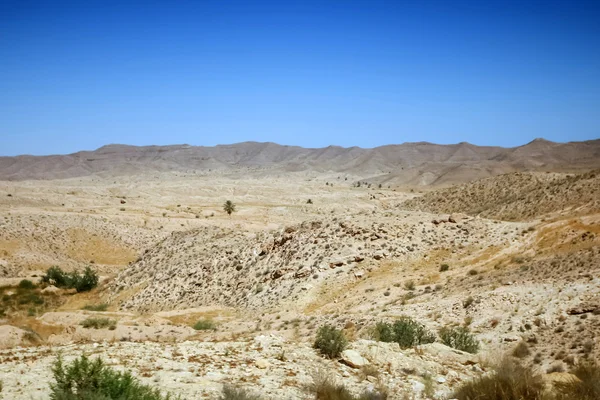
0,325,30,348
341,349,369,368
567,303,599,315
41,285,61,294
354,270,365,278
419,343,477,365
255,359,271,369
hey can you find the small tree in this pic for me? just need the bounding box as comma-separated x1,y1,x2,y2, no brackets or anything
223,200,236,216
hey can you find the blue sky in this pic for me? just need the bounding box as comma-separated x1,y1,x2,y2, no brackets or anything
1,0,599,155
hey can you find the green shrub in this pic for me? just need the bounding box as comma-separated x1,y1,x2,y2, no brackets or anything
42,266,71,287
42,266,98,292
452,357,545,400
18,279,36,290
73,267,99,292
439,264,450,272
439,326,479,353
374,317,435,348
192,319,216,331
220,385,263,400
555,362,600,400
373,322,394,342
82,303,109,312
80,317,116,330
50,354,174,399
314,325,347,358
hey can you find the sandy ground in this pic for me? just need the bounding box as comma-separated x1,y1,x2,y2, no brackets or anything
0,172,599,399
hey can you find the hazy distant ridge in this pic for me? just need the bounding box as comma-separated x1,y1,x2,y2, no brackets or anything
1,139,599,185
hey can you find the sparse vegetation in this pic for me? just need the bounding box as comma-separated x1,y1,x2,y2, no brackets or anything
80,317,116,330
463,296,475,308
220,385,263,400
439,264,450,272
310,373,388,400
373,317,435,348
82,303,109,311
439,326,479,353
50,354,174,399
513,341,531,358
452,357,545,400
555,362,600,400
314,325,347,358
192,318,217,331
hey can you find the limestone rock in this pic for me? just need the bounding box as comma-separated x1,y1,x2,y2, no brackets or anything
341,349,369,368
255,359,270,369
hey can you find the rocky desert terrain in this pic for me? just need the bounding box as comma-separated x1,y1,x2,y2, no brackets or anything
1,141,599,399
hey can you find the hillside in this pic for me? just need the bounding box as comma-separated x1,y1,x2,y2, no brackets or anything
1,138,600,185
402,170,600,221
109,213,522,312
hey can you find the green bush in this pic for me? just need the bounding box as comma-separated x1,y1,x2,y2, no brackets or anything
74,267,99,292
314,325,347,358
374,317,435,348
439,326,479,353
439,264,450,272
42,266,98,292
192,319,216,331
18,279,36,290
50,354,174,400
80,317,116,330
42,266,71,287
452,357,545,400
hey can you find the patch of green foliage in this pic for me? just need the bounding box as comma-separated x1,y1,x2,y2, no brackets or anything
439,326,480,354
192,319,216,331
373,317,436,348
18,279,36,290
80,317,116,330
50,354,175,400
42,266,99,292
314,325,348,359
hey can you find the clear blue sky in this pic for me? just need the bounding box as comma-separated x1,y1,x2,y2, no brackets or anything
1,0,599,156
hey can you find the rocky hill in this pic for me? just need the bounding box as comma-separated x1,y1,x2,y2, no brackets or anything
1,138,599,185
402,170,600,221
110,213,523,312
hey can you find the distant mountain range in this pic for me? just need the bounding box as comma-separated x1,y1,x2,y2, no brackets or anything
1,138,599,186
